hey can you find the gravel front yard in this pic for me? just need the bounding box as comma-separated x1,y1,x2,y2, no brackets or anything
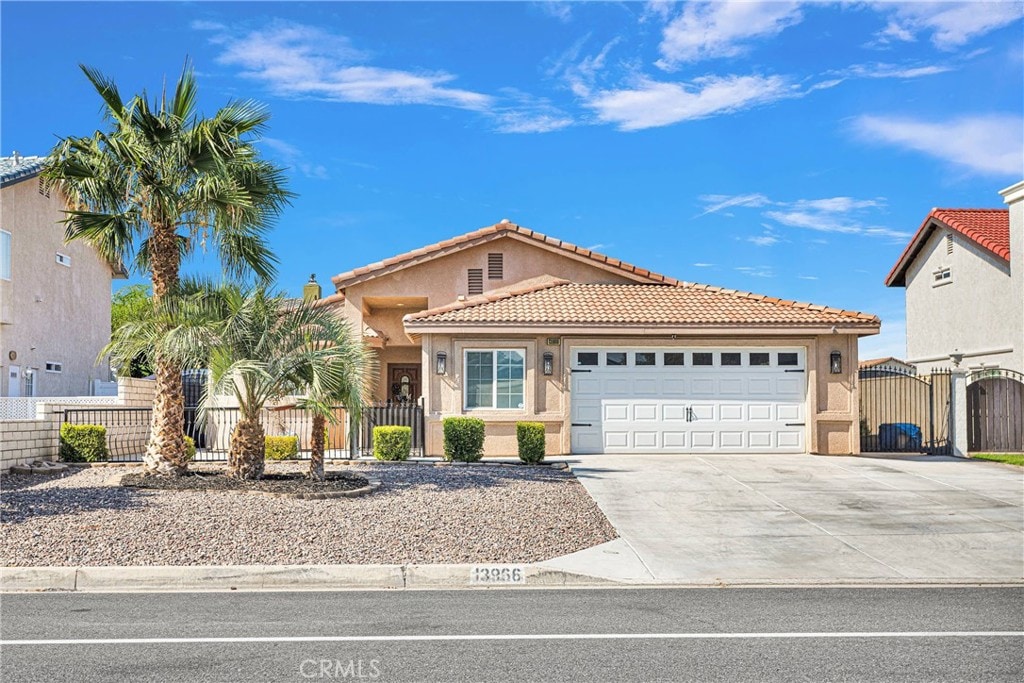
0,463,616,566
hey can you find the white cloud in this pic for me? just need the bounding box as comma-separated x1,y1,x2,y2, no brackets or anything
535,1,573,23
839,62,954,79
765,209,911,240
697,193,772,216
791,197,884,212
870,1,1023,50
262,138,330,180
492,89,574,133
692,262,716,267
657,1,803,67
588,74,797,131
853,114,1024,176
748,234,780,247
209,21,491,110
798,275,819,280
735,265,775,278
192,20,227,32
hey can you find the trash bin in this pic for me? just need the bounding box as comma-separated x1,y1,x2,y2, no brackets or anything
878,423,923,451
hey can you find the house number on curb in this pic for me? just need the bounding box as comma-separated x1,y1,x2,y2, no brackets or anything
471,566,525,584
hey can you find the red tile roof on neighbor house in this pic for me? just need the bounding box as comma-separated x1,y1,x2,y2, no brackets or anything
859,357,910,369
404,281,880,330
330,220,681,289
886,208,1010,287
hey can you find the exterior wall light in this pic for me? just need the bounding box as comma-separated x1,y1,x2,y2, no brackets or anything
542,352,554,376
830,351,842,374
435,351,447,375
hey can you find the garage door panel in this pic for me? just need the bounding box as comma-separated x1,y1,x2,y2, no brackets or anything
570,347,807,455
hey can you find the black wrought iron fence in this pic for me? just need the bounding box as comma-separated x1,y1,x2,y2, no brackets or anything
350,401,426,457
62,405,350,462
858,367,951,454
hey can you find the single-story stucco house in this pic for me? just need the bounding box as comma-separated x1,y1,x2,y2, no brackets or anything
320,220,880,456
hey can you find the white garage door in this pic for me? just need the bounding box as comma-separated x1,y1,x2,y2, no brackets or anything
570,347,807,454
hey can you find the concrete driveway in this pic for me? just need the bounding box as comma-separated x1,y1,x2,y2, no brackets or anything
542,454,1023,584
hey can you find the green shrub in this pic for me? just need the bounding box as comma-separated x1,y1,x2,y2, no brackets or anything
183,435,196,462
265,435,298,460
59,424,109,462
516,422,546,464
373,426,412,461
442,417,485,462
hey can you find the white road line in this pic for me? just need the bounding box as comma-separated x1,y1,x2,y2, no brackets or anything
3,632,1021,646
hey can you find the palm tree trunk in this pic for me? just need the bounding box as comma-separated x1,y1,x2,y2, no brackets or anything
309,413,326,481
144,223,187,475
229,414,266,480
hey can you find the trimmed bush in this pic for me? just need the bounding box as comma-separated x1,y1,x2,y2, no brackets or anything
265,435,298,461
59,424,109,462
442,417,485,462
183,435,196,462
373,426,412,461
516,422,546,464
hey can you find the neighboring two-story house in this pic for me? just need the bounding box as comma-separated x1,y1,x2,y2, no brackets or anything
885,181,1024,373
322,220,880,457
0,154,125,397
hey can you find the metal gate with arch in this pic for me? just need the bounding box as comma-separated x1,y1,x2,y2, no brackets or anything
858,367,951,454
967,369,1024,453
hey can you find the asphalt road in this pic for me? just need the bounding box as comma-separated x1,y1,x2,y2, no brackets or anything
2,587,1022,682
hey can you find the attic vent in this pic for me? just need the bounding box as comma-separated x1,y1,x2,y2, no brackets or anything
488,252,503,280
468,268,484,295
38,177,50,198
946,233,953,255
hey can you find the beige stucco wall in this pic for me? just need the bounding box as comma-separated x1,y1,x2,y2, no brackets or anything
335,235,640,400
420,332,862,457
0,176,116,396
904,224,1020,372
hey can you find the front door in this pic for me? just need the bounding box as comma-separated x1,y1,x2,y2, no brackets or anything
388,365,421,404
7,365,20,397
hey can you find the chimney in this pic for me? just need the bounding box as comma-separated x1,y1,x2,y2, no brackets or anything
302,273,322,302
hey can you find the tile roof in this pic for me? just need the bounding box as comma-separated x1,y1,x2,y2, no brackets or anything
331,220,680,289
405,282,879,329
0,155,47,186
886,208,1010,286
859,357,910,369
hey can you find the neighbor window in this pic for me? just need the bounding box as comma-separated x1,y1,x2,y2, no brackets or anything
45,362,63,373
721,352,742,366
0,230,10,281
749,352,770,366
465,350,524,410
778,353,799,366
55,252,71,267
577,352,598,366
606,352,627,366
635,352,656,366
933,267,952,285
693,352,713,366
664,352,686,366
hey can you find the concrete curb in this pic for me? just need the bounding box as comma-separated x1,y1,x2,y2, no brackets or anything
0,563,609,593
3,564,1019,593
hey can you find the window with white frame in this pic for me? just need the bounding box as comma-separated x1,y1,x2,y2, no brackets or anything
0,230,11,281
45,361,63,373
933,267,952,286
464,349,525,409
56,252,71,267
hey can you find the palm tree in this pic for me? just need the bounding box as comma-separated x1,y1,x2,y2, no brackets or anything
295,309,375,481
43,63,291,475
203,287,373,480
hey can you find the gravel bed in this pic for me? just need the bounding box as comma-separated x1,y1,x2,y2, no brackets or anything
120,470,369,494
0,463,616,566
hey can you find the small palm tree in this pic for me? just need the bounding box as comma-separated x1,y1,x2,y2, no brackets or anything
43,63,291,475
203,287,372,480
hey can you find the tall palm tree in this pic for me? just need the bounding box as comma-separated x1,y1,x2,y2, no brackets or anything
203,287,372,480
43,63,291,475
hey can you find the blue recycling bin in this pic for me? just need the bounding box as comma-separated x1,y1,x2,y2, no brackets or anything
878,423,922,451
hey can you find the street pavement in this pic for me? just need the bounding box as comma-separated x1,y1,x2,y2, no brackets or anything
2,587,1022,681
546,454,1024,583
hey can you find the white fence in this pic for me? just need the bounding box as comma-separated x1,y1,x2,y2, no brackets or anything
0,396,116,421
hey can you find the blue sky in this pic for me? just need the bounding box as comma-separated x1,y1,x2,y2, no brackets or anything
2,1,1022,360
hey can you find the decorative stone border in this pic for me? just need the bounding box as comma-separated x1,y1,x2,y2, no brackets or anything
8,461,69,476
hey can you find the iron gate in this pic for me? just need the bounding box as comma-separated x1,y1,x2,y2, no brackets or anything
967,369,1024,453
858,367,951,454
350,401,426,457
